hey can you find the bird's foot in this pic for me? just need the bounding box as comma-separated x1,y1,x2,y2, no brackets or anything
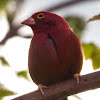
38,84,47,96
73,73,81,84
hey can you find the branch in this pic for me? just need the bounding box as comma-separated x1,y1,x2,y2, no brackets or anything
0,0,90,45
0,24,22,45
12,71,100,100
46,0,89,11
0,0,24,45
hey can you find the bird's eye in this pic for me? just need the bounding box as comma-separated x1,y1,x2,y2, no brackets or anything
37,13,44,19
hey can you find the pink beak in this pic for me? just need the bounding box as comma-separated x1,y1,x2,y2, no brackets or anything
21,17,35,25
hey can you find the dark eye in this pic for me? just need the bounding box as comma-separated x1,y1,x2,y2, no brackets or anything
37,13,44,19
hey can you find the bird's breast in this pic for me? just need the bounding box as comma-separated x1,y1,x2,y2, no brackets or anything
28,34,61,85
28,28,83,85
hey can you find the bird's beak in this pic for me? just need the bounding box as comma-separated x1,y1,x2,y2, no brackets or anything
21,17,35,25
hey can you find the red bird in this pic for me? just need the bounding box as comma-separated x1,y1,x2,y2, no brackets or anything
22,11,83,99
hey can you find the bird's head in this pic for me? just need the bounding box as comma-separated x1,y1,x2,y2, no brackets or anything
21,11,69,32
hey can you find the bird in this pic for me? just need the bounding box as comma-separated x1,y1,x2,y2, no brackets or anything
21,11,83,99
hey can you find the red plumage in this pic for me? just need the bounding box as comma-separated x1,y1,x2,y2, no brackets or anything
22,11,83,86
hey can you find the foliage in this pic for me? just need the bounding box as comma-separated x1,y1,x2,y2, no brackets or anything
73,95,81,100
83,43,100,70
0,0,13,10
0,56,9,66
83,13,100,70
0,84,16,100
92,48,100,70
88,14,100,22
65,16,86,39
17,71,29,80
82,43,95,60
0,0,100,99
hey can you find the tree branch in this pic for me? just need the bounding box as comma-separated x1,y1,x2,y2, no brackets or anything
46,0,89,11
0,0,24,45
0,0,90,45
0,24,22,45
12,71,100,100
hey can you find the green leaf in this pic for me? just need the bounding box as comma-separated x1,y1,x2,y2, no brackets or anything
92,49,100,70
72,95,81,100
0,84,16,100
0,56,9,66
82,43,100,70
65,16,86,39
17,71,29,80
82,43,95,60
88,14,100,22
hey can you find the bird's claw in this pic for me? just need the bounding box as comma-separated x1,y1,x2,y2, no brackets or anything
38,84,47,96
74,73,81,84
